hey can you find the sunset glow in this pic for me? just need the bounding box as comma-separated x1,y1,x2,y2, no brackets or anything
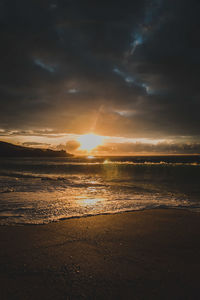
0,1,200,299
77,134,104,152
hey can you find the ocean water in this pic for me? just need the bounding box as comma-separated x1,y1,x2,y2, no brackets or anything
0,155,200,225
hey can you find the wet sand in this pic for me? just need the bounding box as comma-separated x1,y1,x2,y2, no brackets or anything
0,209,200,299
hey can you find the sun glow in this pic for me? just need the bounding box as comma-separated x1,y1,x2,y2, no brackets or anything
78,133,103,152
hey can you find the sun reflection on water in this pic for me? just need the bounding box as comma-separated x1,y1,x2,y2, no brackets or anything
76,196,103,206
103,159,110,164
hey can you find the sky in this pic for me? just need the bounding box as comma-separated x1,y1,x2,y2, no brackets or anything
0,0,200,155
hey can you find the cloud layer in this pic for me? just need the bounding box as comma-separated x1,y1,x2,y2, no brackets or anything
0,0,200,144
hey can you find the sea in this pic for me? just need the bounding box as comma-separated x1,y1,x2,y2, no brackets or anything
0,155,200,225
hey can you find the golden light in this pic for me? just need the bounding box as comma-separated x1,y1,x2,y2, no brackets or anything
103,159,110,164
77,133,103,152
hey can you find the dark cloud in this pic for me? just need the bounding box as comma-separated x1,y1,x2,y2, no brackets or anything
22,142,51,147
96,142,200,155
0,0,200,142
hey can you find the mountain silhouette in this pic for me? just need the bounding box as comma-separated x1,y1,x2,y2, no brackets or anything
0,141,71,157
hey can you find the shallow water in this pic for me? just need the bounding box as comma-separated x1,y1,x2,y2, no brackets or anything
0,155,200,224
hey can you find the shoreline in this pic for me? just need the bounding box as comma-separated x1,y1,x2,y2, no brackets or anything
1,206,200,227
0,209,200,299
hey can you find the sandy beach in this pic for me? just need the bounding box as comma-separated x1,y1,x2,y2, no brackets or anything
0,209,200,299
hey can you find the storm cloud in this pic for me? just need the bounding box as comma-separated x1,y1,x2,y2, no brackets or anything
0,0,200,143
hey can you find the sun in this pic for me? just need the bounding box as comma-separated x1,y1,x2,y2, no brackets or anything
77,133,103,152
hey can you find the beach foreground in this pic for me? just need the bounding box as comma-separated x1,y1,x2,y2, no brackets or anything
0,209,200,299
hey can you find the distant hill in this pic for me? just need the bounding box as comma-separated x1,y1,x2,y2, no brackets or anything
0,141,72,157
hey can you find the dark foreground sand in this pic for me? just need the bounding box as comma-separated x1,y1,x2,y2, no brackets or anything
0,209,200,300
